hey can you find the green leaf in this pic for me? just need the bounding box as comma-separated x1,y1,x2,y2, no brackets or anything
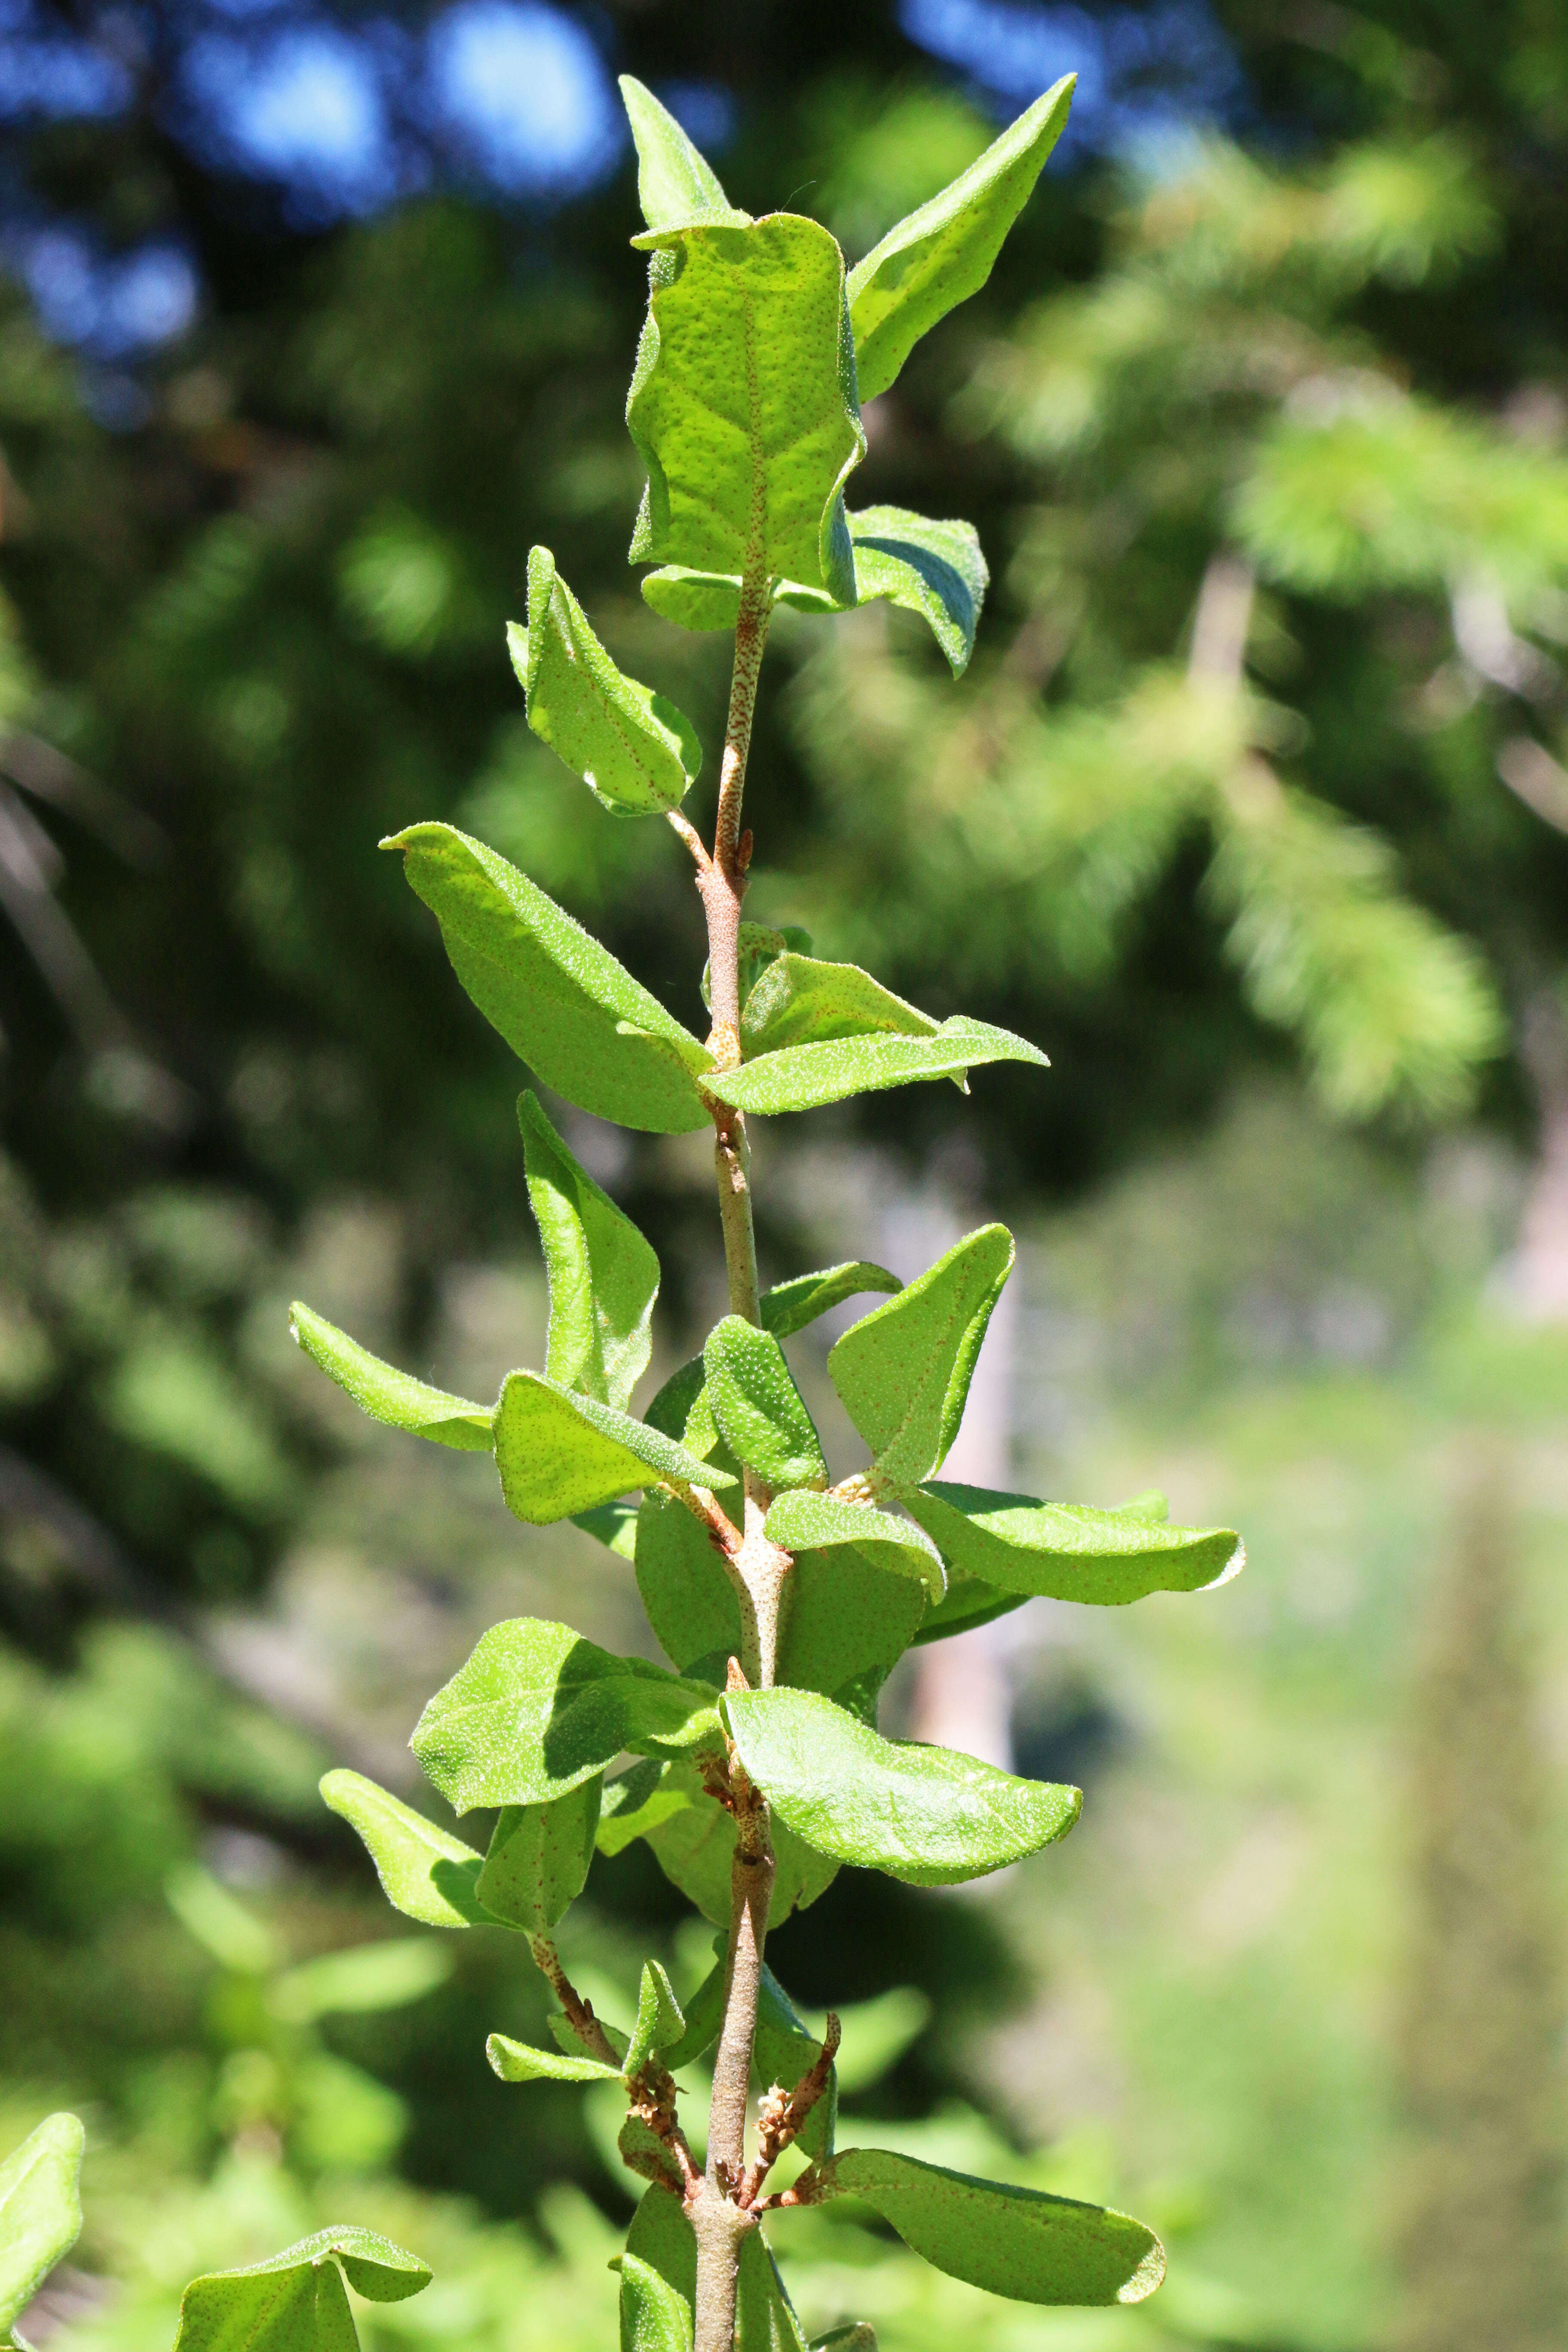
819,2149,1163,2306
494,1372,737,1526
509,550,701,818
639,508,986,675
625,1960,687,2077
760,1262,901,1338
520,1092,661,1414
704,1317,828,1493
596,1759,693,1857
476,1780,602,1931
486,2034,624,2086
765,1491,944,1598
754,1969,836,2162
386,824,711,1134
619,76,749,236
658,1961,724,2072
573,1501,641,1560
621,2189,805,2352
846,76,1075,403
269,1939,451,2023
910,1575,1026,1647
626,217,864,601
620,2254,692,2352
908,1485,1245,1605
707,1019,1047,1117
643,1758,839,1923
0,2114,83,2340
411,1619,724,1812
777,1549,926,1697
636,1488,742,1672
289,1305,493,1452
843,507,989,676
723,1687,1079,1884
829,1225,1015,1492
740,954,937,1060
172,2229,431,2352
319,1768,492,1929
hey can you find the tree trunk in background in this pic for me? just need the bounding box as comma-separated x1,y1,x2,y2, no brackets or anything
1510,986,1568,1320
883,1183,1020,1772
1391,1462,1568,2352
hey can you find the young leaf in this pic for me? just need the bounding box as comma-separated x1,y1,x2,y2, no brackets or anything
703,1317,828,1493
493,1372,737,1526
386,824,711,1134
707,1017,1048,1117
0,2113,83,2342
620,2253,693,2352
487,2034,624,2087
626,217,864,602
411,1618,723,1811
845,507,989,677
475,1779,603,1932
765,1491,944,1598
319,1768,493,1929
510,549,701,818
740,954,938,1060
908,1485,1245,1605
643,1758,839,1923
173,2229,431,2352
910,1574,1026,1646
635,1488,743,1673
819,2149,1163,2307
519,1091,661,1414
829,1225,1015,1492
290,1305,493,1452
573,1501,641,1560
723,1687,1079,1883
846,76,1076,403
619,76,750,236
760,1262,901,1338
625,1960,687,2077
776,1550,926,1697
754,1968,836,2161
596,1759,693,1856
657,1960,724,2072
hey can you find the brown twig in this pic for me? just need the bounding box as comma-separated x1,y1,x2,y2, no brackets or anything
738,2013,841,2209
525,1933,622,2071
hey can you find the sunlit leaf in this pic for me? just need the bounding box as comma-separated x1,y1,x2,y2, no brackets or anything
759,1262,901,1337
0,2114,83,2342
766,1491,944,1598
619,76,750,236
642,1758,839,1923
573,1501,641,1560
509,548,700,818
596,1759,694,1857
620,2253,693,2352
847,77,1075,401
820,2148,1163,2306
740,953,937,1060
909,1484,1243,1604
289,1305,493,1452
386,824,712,1134
319,1769,492,1930
776,1547,925,1697
520,1091,661,1414
704,1317,828,1492
493,1372,737,1525
707,1019,1047,1117
829,1225,1014,1492
411,1618,723,1812
724,1687,1078,1883
172,2229,431,2352
475,1779,603,1932
635,1488,743,1672
910,1574,1026,1646
625,1960,687,2077
486,2034,623,2086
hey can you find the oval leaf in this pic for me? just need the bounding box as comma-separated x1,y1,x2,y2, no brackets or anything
385,824,712,1135
740,954,937,1060
511,549,700,818
635,1488,743,1673
0,2113,84,2338
487,2033,624,2086
411,1617,723,1812
475,1779,603,1932
765,1491,944,1599
620,2251,692,2352
847,77,1076,402
776,1549,926,1697
829,1225,1015,1492
707,1018,1048,1117
760,1261,901,1338
319,1769,492,1929
822,2149,1161,2306
723,1687,1078,1885
847,507,989,676
520,1091,661,1414
909,1484,1245,1605
627,216,864,600
290,1305,493,1452
174,2228,431,2352
494,1372,737,1526
704,1317,828,1493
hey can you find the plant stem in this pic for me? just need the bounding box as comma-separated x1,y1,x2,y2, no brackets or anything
691,570,781,2352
